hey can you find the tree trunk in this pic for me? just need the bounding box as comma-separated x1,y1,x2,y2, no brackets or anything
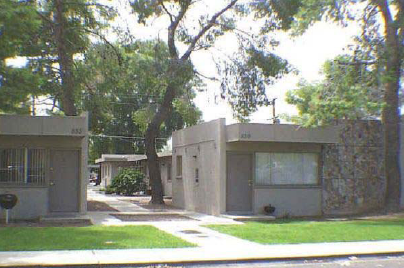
378,0,402,211
145,82,177,204
145,123,164,204
54,0,77,116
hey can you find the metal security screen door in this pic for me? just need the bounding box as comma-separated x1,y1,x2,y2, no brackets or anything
226,153,253,213
49,150,79,212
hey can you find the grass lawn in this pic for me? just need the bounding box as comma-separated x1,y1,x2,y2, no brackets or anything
0,225,194,251
207,218,404,245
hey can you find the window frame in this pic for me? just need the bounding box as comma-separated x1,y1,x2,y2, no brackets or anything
254,152,320,187
176,155,182,178
0,147,47,187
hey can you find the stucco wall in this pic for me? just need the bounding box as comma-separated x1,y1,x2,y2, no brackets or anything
172,119,226,215
227,142,322,216
227,123,340,144
0,188,48,220
0,136,87,219
254,187,322,216
322,120,385,215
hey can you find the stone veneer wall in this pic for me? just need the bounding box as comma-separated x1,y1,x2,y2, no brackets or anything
322,120,385,215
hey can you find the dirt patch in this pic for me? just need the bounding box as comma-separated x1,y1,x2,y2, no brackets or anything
87,200,119,212
111,213,196,222
128,197,177,211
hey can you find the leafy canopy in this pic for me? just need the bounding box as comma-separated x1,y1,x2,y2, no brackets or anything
285,54,384,126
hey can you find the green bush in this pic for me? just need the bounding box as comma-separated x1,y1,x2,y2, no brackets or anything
111,168,146,196
105,185,115,194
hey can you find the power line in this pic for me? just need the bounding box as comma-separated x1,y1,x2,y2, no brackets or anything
89,134,168,140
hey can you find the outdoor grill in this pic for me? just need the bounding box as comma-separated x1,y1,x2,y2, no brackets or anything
0,194,18,224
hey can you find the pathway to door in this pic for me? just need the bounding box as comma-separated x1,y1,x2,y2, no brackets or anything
87,185,263,249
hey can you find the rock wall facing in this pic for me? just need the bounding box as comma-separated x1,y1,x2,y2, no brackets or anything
322,120,385,215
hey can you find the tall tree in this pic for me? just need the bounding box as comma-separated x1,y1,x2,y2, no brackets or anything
0,0,42,114
292,0,403,210
130,0,298,203
75,41,202,162
0,0,115,115
35,0,115,115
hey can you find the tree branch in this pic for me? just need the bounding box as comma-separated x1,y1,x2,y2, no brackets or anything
83,29,123,65
373,0,394,26
160,1,174,23
167,0,191,58
194,69,219,81
181,0,238,61
334,60,377,66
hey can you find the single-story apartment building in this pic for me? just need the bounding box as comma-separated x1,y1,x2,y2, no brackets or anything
95,154,144,188
0,114,88,220
95,152,172,196
172,118,404,217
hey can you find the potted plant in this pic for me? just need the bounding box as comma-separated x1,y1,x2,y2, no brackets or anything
264,204,275,215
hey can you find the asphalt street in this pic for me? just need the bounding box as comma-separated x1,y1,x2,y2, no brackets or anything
176,255,404,268
13,254,404,268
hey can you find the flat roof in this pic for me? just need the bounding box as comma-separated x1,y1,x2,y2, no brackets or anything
96,152,172,163
0,114,88,137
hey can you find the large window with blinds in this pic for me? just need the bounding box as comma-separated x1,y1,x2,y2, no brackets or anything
0,148,46,185
255,153,319,186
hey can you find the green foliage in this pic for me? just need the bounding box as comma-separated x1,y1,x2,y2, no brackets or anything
250,0,302,33
111,168,146,196
0,0,41,59
0,0,116,115
77,41,202,161
285,55,383,126
218,39,293,121
0,0,42,114
129,0,301,122
104,185,115,195
0,63,41,114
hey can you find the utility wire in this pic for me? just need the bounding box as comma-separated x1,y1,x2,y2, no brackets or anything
89,134,168,140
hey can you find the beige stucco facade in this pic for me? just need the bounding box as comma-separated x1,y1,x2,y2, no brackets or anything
0,114,88,220
172,119,226,215
172,118,402,217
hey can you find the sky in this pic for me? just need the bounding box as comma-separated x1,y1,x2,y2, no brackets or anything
6,1,360,124
106,0,360,125
192,22,359,124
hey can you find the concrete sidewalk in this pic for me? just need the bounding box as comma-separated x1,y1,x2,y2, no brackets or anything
1,240,404,267
2,188,404,267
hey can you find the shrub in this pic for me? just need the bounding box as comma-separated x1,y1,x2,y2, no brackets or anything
111,168,146,196
105,185,115,194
